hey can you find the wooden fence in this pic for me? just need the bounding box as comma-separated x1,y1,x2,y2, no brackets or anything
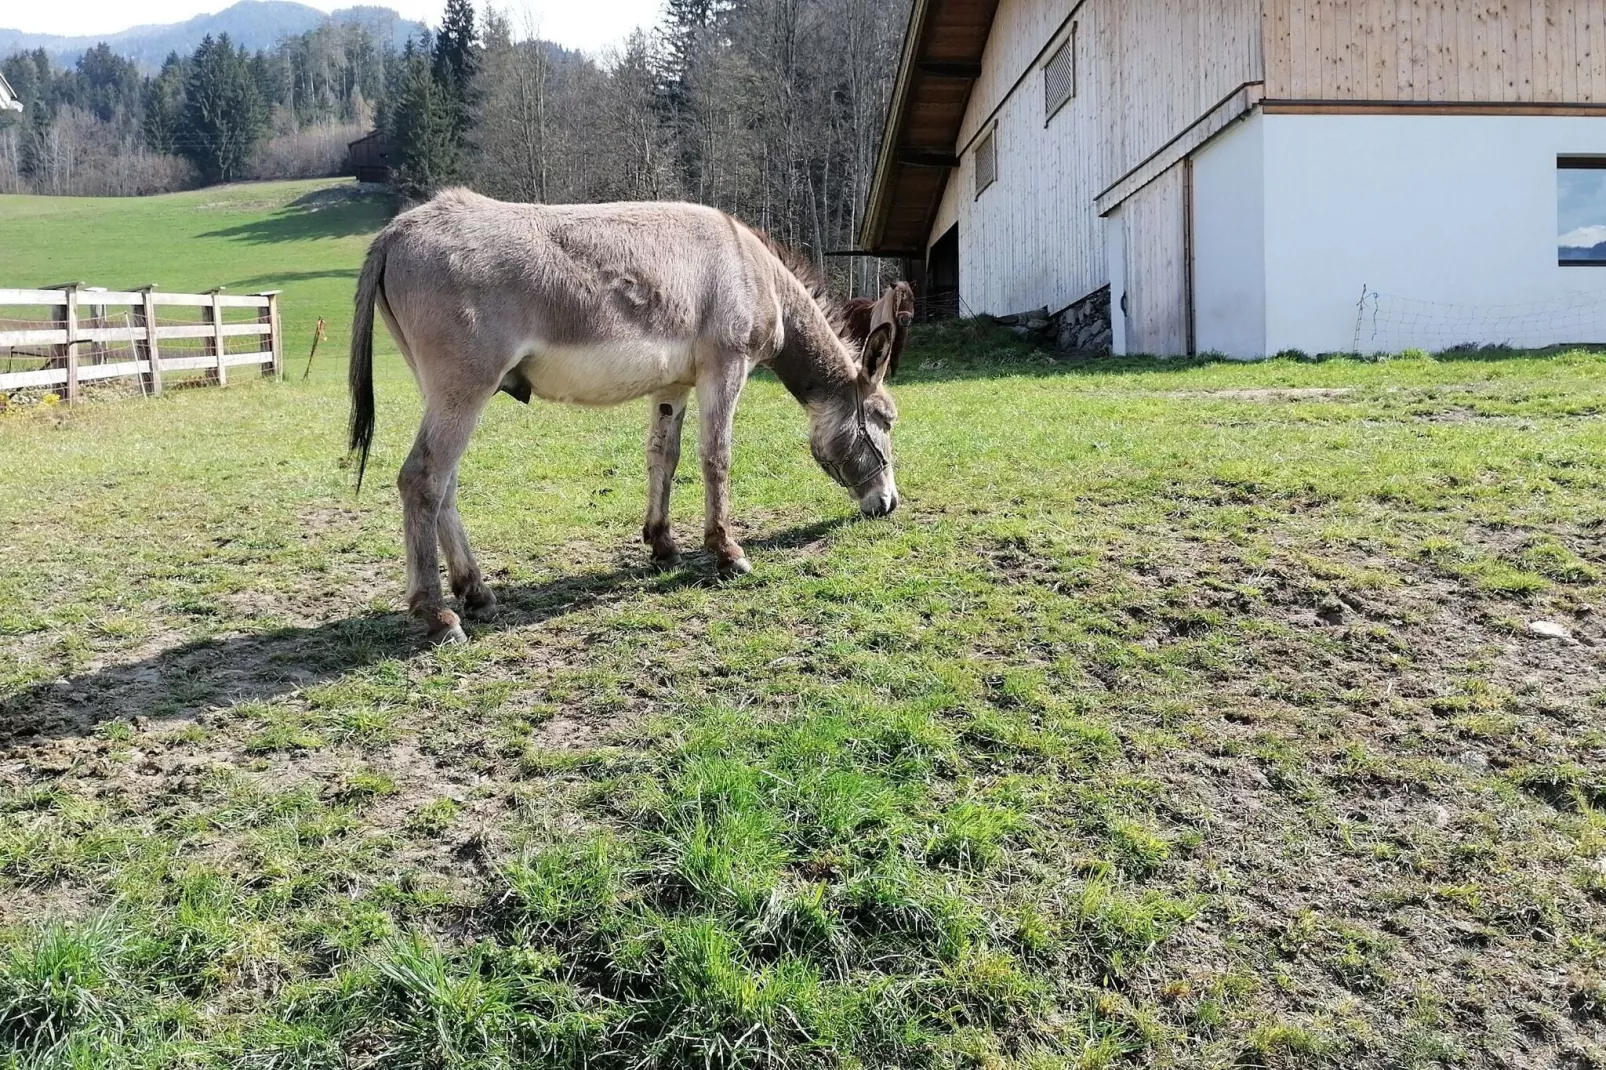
0,283,284,402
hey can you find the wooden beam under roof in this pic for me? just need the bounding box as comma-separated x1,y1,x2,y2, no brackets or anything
858,0,1001,257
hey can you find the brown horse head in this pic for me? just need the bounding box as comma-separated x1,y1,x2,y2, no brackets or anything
889,280,915,327
843,280,916,380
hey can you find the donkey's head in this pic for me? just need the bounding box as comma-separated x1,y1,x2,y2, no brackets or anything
810,288,901,518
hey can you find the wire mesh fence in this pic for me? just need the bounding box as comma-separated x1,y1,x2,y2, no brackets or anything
1353,287,1606,355
1,302,144,402
915,291,965,321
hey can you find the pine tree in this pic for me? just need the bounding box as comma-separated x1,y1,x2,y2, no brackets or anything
661,0,713,92
432,0,479,140
75,44,142,124
20,98,49,182
179,34,268,182
142,53,187,156
390,39,458,201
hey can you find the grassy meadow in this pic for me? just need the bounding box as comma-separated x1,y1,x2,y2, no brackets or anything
2,179,1606,1068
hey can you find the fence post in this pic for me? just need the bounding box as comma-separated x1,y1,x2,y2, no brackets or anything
204,288,227,388
45,283,82,403
60,285,80,405
257,291,283,379
85,287,108,367
134,285,162,397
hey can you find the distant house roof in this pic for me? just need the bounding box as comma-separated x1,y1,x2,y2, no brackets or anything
0,71,23,114
858,0,1001,256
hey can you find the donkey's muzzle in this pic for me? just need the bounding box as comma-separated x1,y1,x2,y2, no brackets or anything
860,489,900,518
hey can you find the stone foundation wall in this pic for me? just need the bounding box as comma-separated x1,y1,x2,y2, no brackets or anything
984,285,1113,355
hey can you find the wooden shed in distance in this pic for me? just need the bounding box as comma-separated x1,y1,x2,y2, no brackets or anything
347,132,393,185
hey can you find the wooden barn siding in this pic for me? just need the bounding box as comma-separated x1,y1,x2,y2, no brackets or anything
951,0,1105,315
1095,0,1264,193
1123,164,1190,355
955,0,1081,151
1264,0,1605,102
937,0,1262,319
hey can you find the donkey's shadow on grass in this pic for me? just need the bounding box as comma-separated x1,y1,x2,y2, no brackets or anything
1,518,850,745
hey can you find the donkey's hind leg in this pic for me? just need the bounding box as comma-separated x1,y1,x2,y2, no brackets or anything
440,473,496,621
399,399,485,645
642,389,689,570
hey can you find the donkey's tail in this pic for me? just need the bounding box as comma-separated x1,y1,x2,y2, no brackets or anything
348,228,391,490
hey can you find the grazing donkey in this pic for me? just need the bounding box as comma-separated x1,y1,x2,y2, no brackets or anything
349,188,902,645
844,281,915,380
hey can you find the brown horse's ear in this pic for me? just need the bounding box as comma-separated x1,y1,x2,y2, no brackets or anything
860,287,899,386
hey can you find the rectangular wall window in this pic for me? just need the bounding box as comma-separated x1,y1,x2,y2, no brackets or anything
1559,156,1606,266
975,127,997,198
1044,27,1075,120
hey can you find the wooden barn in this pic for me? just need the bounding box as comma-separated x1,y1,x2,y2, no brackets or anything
347,132,393,185
859,0,1606,356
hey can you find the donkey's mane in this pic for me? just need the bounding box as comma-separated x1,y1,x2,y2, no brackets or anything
744,226,852,344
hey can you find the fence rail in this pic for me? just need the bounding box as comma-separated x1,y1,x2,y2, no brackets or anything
0,283,284,401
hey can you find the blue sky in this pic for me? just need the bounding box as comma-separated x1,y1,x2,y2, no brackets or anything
5,0,663,55
1559,168,1606,249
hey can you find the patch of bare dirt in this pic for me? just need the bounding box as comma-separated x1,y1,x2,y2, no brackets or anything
1097,529,1606,1064
1,504,402,746
1162,387,1357,401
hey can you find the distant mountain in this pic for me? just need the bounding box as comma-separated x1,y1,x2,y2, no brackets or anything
0,2,428,68
1561,240,1606,263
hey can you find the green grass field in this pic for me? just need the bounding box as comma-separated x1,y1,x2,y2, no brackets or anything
2,179,1606,1069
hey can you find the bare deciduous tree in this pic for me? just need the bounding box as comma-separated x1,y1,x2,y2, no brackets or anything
462,0,907,295
469,8,552,203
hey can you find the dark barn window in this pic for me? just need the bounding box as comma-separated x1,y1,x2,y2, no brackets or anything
975,127,997,198
1044,27,1076,120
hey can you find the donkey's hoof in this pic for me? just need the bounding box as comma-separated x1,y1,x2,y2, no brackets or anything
431,622,469,646
425,609,468,646
717,556,753,580
462,590,499,622
650,550,682,573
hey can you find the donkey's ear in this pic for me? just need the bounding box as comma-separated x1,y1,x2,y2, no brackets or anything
861,322,894,385
860,288,900,386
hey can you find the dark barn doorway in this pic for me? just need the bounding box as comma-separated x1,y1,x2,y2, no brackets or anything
925,224,959,319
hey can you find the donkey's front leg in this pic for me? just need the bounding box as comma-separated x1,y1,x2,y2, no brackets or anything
696,356,751,579
642,390,689,570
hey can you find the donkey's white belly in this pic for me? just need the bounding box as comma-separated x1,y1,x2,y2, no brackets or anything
517,338,697,406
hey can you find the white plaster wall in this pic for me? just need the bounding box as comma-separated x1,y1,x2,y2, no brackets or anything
1190,113,1266,359
1262,113,1606,354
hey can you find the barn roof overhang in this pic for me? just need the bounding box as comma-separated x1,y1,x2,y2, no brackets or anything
0,72,23,113
856,0,1001,257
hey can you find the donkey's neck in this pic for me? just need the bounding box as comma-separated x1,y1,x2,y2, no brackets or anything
765,278,859,407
